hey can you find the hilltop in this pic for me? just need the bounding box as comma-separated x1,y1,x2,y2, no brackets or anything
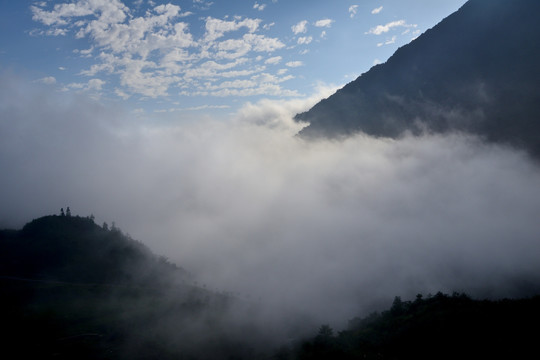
0,213,188,286
0,213,271,360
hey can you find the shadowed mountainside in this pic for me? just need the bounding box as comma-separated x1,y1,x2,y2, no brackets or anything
0,214,278,360
295,0,540,157
0,214,189,285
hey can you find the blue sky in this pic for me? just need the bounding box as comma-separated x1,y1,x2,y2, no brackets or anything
0,0,467,119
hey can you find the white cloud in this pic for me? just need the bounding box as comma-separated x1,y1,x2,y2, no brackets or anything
47,28,68,36
377,35,397,47
31,0,129,45
244,33,285,52
36,76,57,85
253,3,266,11
314,19,334,28
263,22,275,30
204,17,260,42
349,5,359,18
179,104,231,111
215,38,252,59
291,20,308,35
74,46,94,57
198,72,297,98
193,0,214,10
115,88,130,100
265,56,282,65
88,78,106,91
366,20,417,35
65,82,85,89
286,61,303,67
297,36,312,45
371,6,383,14
30,1,297,99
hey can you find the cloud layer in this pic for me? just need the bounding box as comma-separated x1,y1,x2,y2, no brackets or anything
31,0,295,99
2,73,540,327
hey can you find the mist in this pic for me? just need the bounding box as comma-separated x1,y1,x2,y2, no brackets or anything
2,71,540,328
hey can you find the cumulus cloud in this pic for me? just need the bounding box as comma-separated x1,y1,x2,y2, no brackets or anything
286,61,303,67
88,78,106,91
30,1,292,99
297,36,313,45
366,20,417,35
253,2,266,11
291,20,308,34
265,56,282,65
3,73,540,329
371,6,383,14
349,5,359,18
314,19,334,28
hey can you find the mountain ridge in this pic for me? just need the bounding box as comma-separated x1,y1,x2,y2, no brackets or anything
295,0,540,157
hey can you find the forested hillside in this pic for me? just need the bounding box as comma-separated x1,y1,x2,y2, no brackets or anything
285,292,540,359
2,214,540,359
0,213,272,359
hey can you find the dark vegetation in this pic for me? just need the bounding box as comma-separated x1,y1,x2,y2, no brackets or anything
295,0,540,158
285,293,540,360
0,213,272,360
2,213,540,359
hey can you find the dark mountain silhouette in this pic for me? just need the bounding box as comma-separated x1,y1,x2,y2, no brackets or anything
295,0,540,157
0,214,189,285
0,214,273,360
287,292,540,360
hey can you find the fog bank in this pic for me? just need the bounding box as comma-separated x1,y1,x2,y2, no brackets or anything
2,73,540,326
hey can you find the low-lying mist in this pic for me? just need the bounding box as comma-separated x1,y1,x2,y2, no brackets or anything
2,72,540,329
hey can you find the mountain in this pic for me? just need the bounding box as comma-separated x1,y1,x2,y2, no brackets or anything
295,0,540,157
0,214,189,285
0,214,271,360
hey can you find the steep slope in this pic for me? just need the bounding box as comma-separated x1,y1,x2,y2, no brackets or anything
295,0,540,157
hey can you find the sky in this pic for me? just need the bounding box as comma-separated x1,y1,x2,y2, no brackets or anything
4,0,540,329
0,0,467,118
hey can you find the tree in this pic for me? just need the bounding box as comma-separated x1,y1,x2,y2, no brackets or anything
390,296,405,315
316,325,334,343
60,208,65,216
66,207,71,217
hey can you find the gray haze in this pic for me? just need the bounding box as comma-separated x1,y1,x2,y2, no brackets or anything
2,71,540,327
